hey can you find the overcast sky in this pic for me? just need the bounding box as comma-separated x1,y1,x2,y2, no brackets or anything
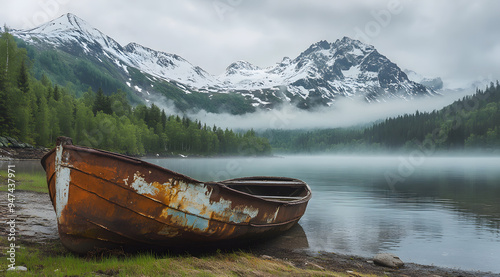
2,0,499,88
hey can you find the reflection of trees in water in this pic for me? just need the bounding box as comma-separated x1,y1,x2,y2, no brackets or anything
300,203,445,255
300,167,499,256
373,170,500,233
0,160,44,174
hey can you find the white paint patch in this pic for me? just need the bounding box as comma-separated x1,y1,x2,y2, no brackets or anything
55,145,71,220
266,207,280,223
125,172,259,226
160,179,259,224
125,172,159,196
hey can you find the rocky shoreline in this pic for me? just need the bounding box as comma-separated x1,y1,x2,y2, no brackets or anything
1,190,496,277
252,247,495,277
0,136,50,160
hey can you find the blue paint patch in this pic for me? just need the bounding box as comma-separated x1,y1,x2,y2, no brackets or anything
165,209,209,232
184,206,202,216
210,204,228,215
229,212,248,223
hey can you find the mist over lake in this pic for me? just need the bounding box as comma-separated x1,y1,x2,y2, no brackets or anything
146,155,500,274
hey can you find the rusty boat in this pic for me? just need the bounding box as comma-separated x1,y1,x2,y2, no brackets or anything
41,137,311,253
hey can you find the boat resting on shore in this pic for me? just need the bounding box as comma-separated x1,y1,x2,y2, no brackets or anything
41,137,312,254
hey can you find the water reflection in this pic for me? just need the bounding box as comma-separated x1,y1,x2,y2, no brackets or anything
258,223,309,250
4,156,500,273
147,155,500,273
0,160,44,173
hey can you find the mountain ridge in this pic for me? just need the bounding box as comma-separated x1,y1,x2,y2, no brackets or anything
8,13,437,112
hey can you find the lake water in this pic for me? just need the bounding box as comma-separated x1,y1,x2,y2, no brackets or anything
145,155,500,274
6,155,500,274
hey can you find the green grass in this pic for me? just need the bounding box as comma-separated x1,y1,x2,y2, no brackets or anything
0,170,48,193
1,238,369,276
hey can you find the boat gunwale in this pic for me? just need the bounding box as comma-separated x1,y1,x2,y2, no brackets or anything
41,144,201,184
220,176,312,204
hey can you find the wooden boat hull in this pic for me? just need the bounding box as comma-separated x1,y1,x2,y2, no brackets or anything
41,137,311,253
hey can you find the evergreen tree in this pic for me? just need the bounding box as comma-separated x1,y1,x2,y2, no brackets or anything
92,87,112,115
52,85,60,101
109,89,131,116
34,96,50,146
160,110,167,129
17,58,29,93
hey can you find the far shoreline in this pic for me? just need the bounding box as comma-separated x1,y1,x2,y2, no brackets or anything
3,145,500,162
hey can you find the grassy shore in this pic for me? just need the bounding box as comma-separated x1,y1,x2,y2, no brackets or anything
0,170,48,193
1,237,380,276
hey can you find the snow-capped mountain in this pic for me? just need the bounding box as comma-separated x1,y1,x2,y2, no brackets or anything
9,13,437,112
122,42,217,88
216,38,435,106
12,13,217,89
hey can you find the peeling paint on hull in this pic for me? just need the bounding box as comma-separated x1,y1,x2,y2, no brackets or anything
41,137,312,254
54,144,70,220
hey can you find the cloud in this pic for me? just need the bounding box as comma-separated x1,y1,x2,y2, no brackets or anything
183,88,478,130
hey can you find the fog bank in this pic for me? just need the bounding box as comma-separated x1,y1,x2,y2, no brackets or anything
185,89,476,130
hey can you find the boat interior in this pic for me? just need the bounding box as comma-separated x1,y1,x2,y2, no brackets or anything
221,178,309,202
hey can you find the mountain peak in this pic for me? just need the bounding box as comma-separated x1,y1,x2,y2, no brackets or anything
331,36,375,57
315,40,331,49
225,60,260,73
15,13,125,57
65,13,85,22
26,13,90,34
404,69,444,90
339,36,356,44
279,56,292,66
296,37,373,60
125,42,149,51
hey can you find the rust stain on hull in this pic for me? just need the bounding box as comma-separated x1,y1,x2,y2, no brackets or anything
41,137,312,254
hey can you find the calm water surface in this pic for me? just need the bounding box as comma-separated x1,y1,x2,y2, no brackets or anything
146,155,500,274
6,155,500,273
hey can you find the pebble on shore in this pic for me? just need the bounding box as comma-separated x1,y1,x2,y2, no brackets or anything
7,266,28,271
